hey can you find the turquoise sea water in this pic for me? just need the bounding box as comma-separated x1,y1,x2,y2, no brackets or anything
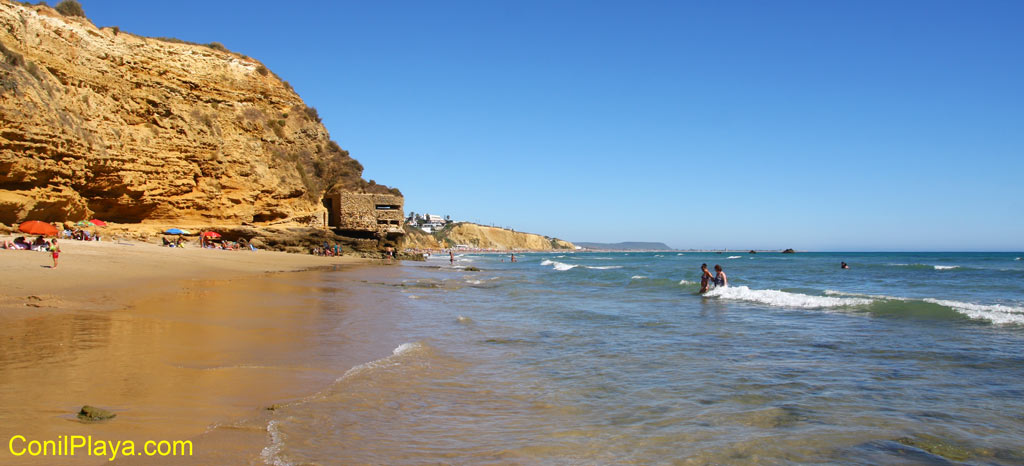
262,252,1024,464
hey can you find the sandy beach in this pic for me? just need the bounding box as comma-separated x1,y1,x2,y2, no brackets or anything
0,240,393,464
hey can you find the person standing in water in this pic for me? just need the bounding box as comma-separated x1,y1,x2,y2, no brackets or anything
700,263,714,293
841,262,849,269
449,250,454,265
510,253,516,263
714,265,727,287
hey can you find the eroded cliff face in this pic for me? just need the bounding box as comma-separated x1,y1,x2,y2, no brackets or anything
404,222,575,251
0,1,395,225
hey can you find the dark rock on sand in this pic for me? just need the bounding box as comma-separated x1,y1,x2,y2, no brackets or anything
77,405,116,421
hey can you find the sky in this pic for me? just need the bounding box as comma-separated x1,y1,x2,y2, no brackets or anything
76,0,1023,250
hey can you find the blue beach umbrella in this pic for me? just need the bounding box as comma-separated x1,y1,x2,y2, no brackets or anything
164,228,190,235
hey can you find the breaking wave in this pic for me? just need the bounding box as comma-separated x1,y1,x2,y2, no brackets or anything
922,299,1024,325
726,256,741,259
540,259,577,271
705,286,871,309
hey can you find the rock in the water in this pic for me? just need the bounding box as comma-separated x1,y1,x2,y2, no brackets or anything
77,405,115,421
782,248,796,254
896,435,971,462
464,266,481,272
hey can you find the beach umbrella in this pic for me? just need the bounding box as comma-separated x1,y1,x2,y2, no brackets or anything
200,231,221,238
18,221,58,236
89,219,108,227
164,228,190,235
76,220,92,226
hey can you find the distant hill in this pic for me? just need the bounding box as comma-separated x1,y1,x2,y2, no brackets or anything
575,242,673,251
404,223,575,251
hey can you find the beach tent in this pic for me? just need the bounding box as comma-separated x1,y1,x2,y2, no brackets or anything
18,221,58,236
89,219,108,227
164,228,190,235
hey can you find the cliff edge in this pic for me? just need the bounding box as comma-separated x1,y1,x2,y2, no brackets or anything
405,222,575,251
0,0,396,225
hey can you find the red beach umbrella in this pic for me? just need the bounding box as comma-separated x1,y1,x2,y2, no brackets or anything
18,221,58,236
200,231,221,238
89,219,108,227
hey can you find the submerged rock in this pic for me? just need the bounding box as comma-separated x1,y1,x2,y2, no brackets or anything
77,405,116,421
896,435,971,462
464,266,481,272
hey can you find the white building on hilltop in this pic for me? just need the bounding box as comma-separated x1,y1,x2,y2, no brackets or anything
408,213,450,233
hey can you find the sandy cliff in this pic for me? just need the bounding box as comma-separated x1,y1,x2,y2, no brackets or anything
0,1,395,225
404,222,574,251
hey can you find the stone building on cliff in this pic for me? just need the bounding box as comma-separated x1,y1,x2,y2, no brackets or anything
321,192,404,247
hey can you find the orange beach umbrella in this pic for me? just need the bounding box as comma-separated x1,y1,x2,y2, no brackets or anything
18,221,58,236
89,219,108,227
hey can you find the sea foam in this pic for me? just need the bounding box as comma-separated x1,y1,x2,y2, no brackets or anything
705,286,872,309
541,259,577,271
727,256,741,259
923,299,1024,325
933,265,960,270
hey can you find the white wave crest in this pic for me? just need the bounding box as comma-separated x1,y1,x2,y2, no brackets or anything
706,286,873,309
727,256,741,259
677,253,684,256
586,265,623,270
679,279,694,285
923,299,1024,325
933,265,959,270
540,259,577,271
631,275,647,280
1016,257,1022,261
466,279,483,285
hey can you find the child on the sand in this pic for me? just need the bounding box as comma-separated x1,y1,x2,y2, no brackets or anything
49,239,61,268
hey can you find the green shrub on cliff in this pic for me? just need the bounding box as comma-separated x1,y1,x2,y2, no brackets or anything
54,0,86,18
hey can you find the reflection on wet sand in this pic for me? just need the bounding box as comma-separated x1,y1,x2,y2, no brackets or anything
0,268,402,465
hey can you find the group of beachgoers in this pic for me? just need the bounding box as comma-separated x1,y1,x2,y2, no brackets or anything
699,263,727,293
61,224,100,242
1,236,60,268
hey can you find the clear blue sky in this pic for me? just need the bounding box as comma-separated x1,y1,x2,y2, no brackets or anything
78,1,1023,250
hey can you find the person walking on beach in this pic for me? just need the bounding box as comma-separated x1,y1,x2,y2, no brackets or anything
714,265,727,287
49,239,61,269
700,263,714,293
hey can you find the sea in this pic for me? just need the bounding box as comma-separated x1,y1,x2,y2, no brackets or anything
258,251,1024,465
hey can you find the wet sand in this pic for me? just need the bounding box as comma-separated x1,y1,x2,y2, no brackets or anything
0,241,392,464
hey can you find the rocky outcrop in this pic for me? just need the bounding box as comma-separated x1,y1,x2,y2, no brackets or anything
405,222,574,251
0,1,396,226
